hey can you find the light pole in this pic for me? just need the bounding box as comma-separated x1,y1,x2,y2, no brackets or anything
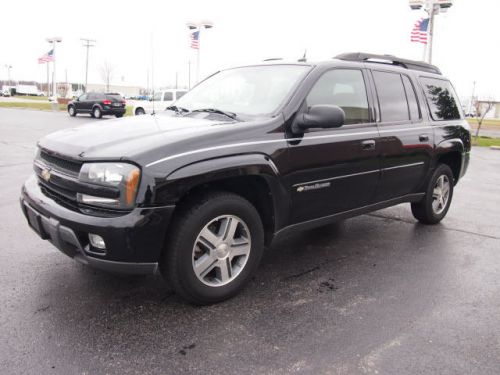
46,37,62,100
186,21,214,83
4,64,12,86
409,0,453,64
81,38,96,93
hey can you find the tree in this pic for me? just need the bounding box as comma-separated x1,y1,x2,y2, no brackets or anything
99,61,115,91
474,99,495,142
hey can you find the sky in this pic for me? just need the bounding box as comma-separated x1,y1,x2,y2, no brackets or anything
0,0,498,101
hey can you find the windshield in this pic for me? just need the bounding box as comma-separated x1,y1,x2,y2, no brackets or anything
175,65,310,116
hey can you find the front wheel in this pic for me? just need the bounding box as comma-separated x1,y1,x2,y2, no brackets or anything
411,164,454,225
68,105,77,117
161,191,264,305
92,107,102,119
135,108,145,116
115,113,123,118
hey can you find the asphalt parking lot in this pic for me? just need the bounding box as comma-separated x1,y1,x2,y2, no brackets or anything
1,107,500,374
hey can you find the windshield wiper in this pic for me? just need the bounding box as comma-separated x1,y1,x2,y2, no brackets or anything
165,105,190,114
190,108,238,120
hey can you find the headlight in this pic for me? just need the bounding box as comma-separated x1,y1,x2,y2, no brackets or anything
77,163,141,209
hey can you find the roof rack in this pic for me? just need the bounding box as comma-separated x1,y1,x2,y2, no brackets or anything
334,52,442,75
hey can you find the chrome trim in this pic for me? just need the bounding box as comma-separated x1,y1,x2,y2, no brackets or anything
146,125,442,168
293,162,424,187
383,161,424,171
293,169,379,187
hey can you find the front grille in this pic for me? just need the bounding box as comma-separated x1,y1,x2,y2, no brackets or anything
39,184,79,211
40,151,82,175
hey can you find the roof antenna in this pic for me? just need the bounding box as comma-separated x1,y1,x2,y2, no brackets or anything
151,30,155,115
298,49,307,63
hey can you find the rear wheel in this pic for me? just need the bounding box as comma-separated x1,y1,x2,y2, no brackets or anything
115,113,123,118
92,107,102,119
68,105,76,117
161,191,264,305
411,164,454,225
135,108,145,116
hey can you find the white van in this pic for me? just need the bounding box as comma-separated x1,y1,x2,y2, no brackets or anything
132,89,187,115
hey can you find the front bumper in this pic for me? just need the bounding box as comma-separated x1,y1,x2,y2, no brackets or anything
21,174,175,274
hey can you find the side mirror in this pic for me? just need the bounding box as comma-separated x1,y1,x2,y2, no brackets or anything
293,104,345,132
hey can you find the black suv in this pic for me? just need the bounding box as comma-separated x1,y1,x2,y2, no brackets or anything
21,53,470,304
68,92,126,118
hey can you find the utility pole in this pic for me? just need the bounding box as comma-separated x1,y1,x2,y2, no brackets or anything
81,38,96,93
188,60,191,89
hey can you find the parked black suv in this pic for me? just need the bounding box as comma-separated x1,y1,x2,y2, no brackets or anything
68,92,126,118
21,53,470,304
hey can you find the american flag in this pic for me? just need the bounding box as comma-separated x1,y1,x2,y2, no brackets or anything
38,49,54,64
190,31,199,49
411,18,429,44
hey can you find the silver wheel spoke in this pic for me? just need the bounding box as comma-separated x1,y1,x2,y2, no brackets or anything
219,217,239,241
194,254,217,278
217,259,232,282
230,240,250,259
198,227,220,250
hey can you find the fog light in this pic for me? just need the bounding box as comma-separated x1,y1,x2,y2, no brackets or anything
89,234,106,249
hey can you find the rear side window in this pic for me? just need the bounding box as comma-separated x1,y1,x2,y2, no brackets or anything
420,77,462,121
163,92,173,101
372,71,409,122
402,75,420,121
306,69,369,125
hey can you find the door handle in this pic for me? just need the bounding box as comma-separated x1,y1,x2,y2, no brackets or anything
361,140,376,151
419,134,430,142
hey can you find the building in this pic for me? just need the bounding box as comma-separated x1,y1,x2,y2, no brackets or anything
85,83,142,97
476,100,500,119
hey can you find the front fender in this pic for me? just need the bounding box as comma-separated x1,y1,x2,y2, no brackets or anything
153,153,289,231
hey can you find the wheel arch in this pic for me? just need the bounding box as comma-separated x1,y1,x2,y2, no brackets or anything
435,138,465,184
160,154,288,245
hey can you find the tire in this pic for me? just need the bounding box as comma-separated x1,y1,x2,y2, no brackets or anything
411,164,454,225
115,113,124,118
135,108,145,115
161,191,264,305
68,105,77,117
92,106,102,119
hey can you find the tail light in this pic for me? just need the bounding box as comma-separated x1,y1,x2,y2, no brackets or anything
121,99,126,105
103,99,112,105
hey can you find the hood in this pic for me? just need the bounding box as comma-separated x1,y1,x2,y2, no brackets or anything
38,113,235,162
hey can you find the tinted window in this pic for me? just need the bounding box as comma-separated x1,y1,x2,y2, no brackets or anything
87,93,96,100
373,71,409,122
420,77,462,120
176,91,187,100
163,92,173,101
402,75,420,121
306,69,369,125
106,94,123,100
79,94,87,101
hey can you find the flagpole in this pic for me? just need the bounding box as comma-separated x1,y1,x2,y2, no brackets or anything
46,62,49,97
196,30,201,84
427,5,435,64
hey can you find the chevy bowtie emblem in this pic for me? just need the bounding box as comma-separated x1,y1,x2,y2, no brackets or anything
41,168,51,182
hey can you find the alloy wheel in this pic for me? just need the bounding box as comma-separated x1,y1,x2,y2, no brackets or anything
432,175,450,215
192,215,251,287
